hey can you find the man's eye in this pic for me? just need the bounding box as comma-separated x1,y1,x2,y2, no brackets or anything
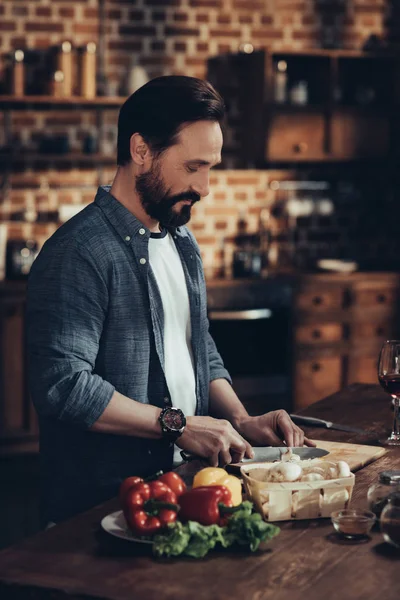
186,166,198,173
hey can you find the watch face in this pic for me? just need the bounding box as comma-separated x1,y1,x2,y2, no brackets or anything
163,409,184,431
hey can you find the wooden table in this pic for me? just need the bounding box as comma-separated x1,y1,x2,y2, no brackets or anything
0,383,399,600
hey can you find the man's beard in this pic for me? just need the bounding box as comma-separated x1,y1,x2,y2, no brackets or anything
135,161,200,227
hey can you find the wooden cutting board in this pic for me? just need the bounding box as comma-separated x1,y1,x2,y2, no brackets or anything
314,439,387,471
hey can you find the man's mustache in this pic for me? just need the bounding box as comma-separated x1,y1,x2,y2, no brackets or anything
170,191,201,206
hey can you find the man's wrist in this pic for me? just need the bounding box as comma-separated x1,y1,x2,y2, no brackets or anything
230,411,252,432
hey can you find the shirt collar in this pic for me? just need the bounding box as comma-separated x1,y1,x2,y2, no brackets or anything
94,185,189,243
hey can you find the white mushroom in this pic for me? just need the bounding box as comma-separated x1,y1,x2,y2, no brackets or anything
300,472,325,482
268,461,302,482
336,461,351,478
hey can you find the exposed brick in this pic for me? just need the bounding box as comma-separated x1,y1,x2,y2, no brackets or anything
233,0,264,9
174,41,187,52
12,6,28,16
191,222,205,231
151,41,166,51
25,22,64,33
108,40,143,51
189,0,222,6
234,192,247,200
227,176,259,185
146,0,181,5
51,0,88,3
218,44,231,53
292,30,318,41
0,22,16,31
74,24,99,35
239,15,253,24
186,57,205,66
119,25,157,35
12,116,36,126
354,4,385,14
302,16,317,26
213,192,227,200
251,29,284,39
59,8,75,18
209,29,241,37
196,42,209,52
205,207,238,216
36,7,52,17
151,11,165,21
165,26,200,36
45,115,83,126
33,37,51,49
107,9,122,19
84,8,99,18
261,15,273,25
141,56,175,66
194,235,216,244
215,222,228,230
11,37,27,48
128,10,145,21
174,12,189,22
196,14,209,23
217,14,231,24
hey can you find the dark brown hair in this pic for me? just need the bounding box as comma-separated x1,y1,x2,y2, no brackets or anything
117,75,225,166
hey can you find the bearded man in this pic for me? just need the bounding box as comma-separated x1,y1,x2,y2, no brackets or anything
27,76,312,526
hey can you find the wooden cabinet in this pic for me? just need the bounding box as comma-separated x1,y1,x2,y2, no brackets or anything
293,273,400,410
266,113,326,162
0,282,38,455
207,50,400,166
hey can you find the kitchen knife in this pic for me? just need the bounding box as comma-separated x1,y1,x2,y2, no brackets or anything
290,414,369,435
179,446,329,464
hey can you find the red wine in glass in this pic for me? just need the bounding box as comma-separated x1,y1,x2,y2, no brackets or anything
378,341,400,446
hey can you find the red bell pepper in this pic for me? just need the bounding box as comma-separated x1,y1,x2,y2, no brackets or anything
124,480,179,536
178,485,240,526
157,472,187,498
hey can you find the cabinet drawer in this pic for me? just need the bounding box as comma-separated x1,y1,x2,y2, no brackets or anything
295,288,344,312
347,356,378,385
266,113,326,161
294,356,342,410
331,112,390,159
351,319,396,343
351,287,398,309
295,323,343,345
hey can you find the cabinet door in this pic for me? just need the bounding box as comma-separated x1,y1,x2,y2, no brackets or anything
266,113,326,161
0,298,38,445
294,356,342,410
347,356,379,385
331,112,390,159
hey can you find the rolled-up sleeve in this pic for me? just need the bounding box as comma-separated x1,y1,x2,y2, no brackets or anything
207,331,232,385
26,238,115,428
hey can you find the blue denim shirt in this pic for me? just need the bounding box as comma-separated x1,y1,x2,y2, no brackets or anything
27,185,230,524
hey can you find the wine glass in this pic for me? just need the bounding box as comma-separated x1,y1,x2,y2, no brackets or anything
378,340,400,446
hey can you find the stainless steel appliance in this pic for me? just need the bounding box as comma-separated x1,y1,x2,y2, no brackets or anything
207,279,293,416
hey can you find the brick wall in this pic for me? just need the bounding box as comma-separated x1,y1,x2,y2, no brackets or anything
0,0,395,277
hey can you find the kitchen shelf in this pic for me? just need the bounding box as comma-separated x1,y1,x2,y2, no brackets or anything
0,95,125,110
0,152,116,166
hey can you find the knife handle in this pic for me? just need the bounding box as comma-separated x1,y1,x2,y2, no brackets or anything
290,414,328,428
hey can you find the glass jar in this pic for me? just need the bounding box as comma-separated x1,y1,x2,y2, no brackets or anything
380,492,400,548
367,471,400,517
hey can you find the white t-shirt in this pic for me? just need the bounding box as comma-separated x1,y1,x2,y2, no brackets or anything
148,229,197,463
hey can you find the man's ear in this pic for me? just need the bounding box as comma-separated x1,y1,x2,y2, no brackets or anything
129,133,152,166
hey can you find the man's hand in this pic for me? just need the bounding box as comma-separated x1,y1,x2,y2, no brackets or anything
235,410,316,448
176,415,254,466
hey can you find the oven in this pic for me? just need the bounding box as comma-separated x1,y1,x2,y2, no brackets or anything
207,279,293,416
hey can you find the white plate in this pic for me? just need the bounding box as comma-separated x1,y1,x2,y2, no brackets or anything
101,510,153,544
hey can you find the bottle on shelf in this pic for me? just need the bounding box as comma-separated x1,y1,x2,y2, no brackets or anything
274,60,287,104
54,41,74,97
12,50,25,96
79,42,97,98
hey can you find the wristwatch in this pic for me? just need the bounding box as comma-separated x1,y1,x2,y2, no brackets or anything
158,407,186,441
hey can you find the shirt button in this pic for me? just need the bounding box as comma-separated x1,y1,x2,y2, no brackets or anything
148,449,152,456
190,254,193,259
125,235,131,242
139,258,147,265
163,397,170,404
139,228,145,235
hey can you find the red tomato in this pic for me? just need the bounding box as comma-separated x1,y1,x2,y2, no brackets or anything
157,472,187,498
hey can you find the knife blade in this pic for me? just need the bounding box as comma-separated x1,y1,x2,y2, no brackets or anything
290,414,369,435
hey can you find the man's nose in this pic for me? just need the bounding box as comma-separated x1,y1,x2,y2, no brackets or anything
191,173,210,198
